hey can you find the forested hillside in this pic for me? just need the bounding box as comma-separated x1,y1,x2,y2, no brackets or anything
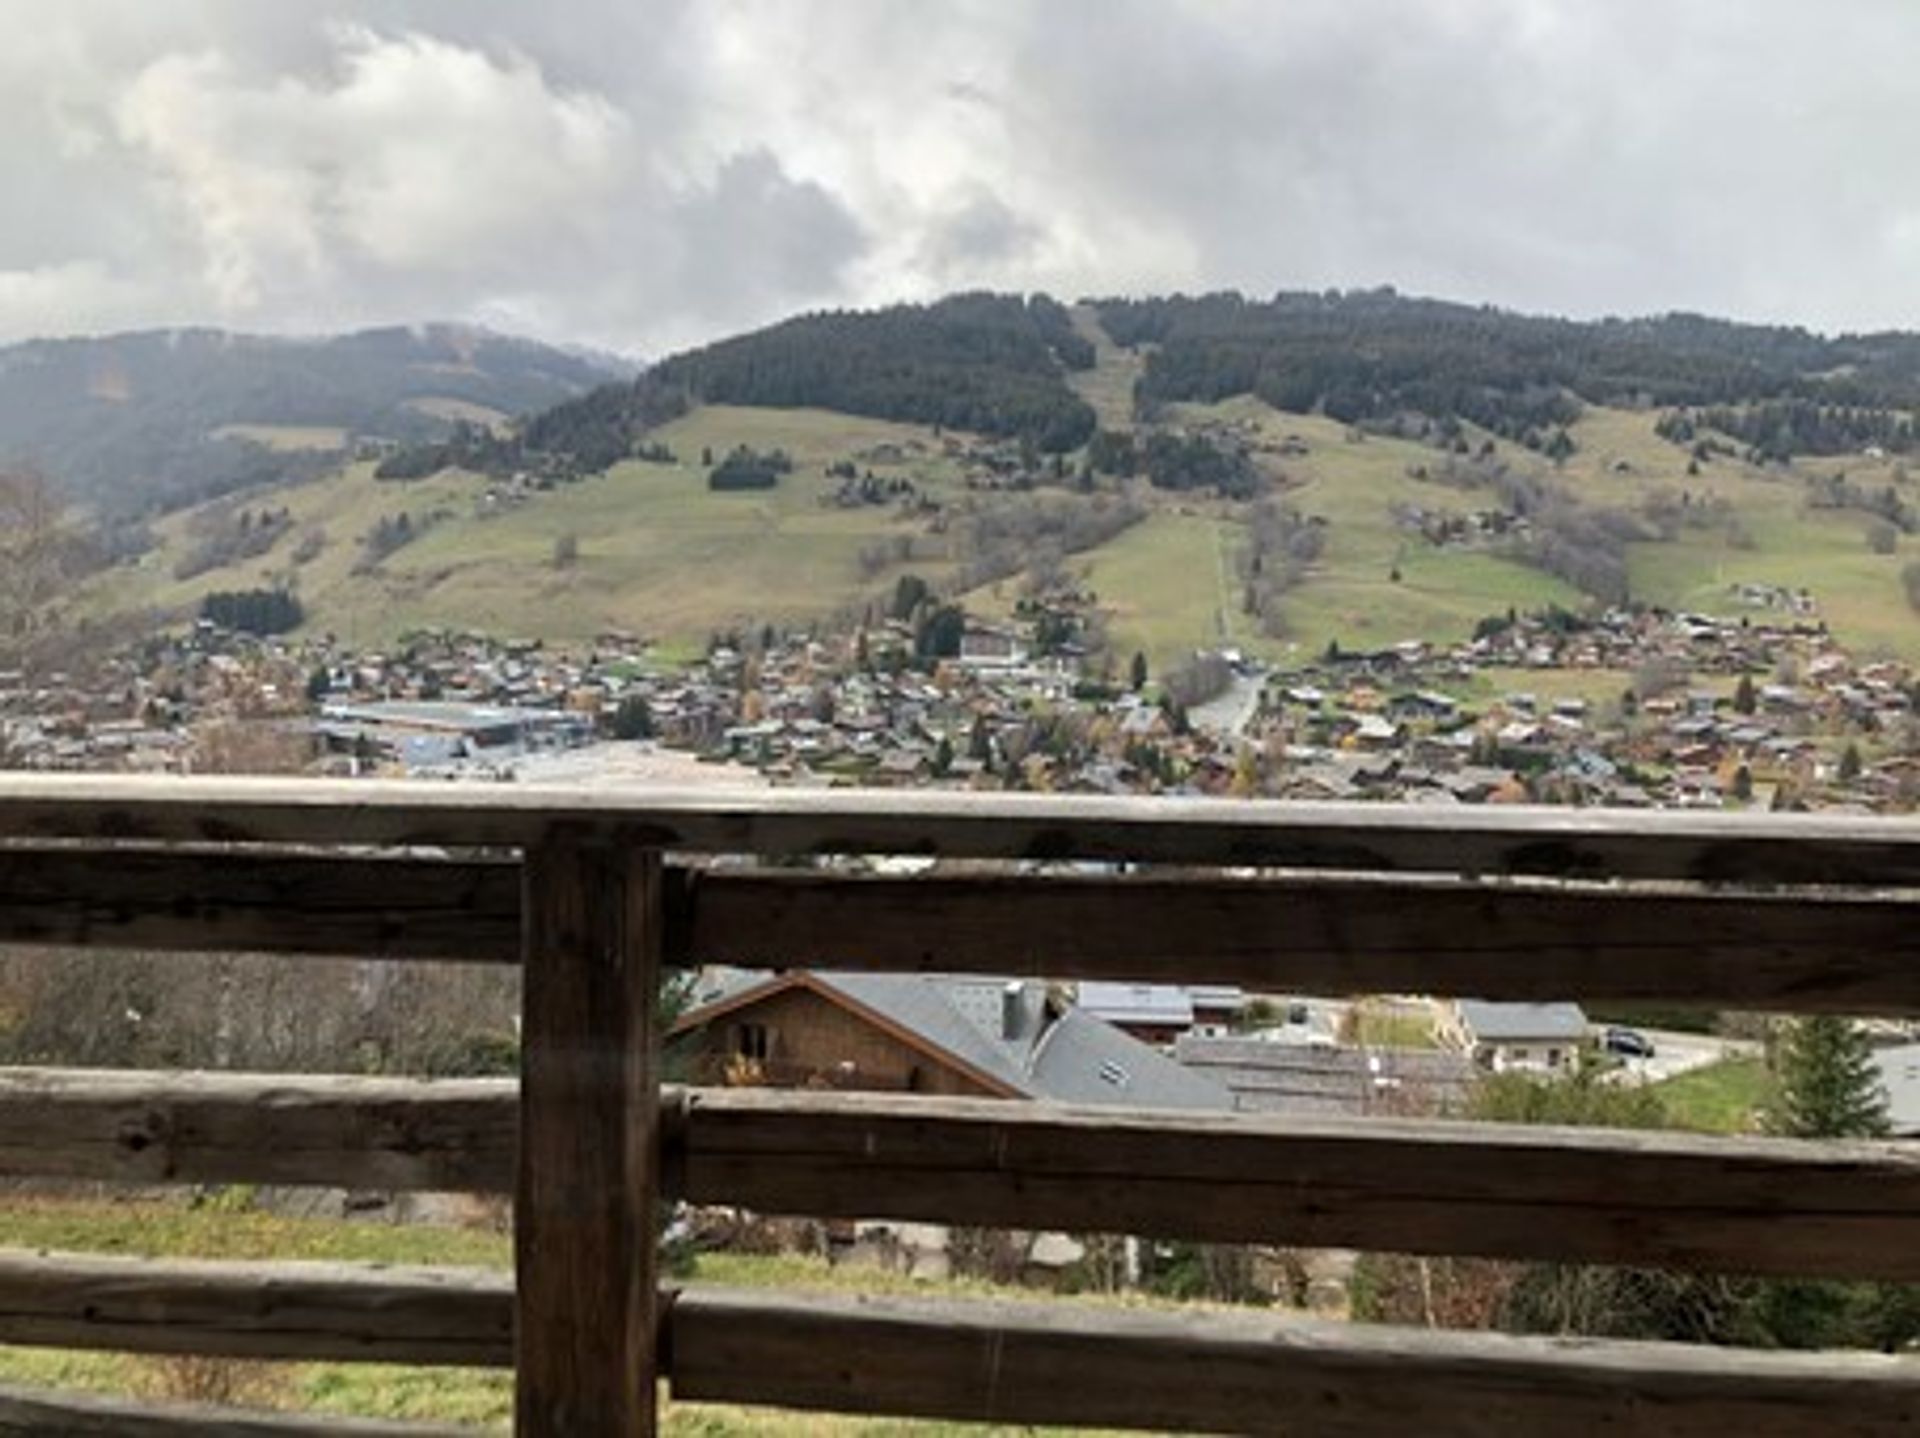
0,324,617,516
509,293,1097,473
1096,290,1920,457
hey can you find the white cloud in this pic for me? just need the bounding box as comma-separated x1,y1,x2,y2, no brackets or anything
2,0,1920,349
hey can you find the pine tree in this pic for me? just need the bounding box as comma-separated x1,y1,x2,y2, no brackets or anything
1733,673,1757,715
1129,651,1148,691
1839,742,1863,782
1768,1017,1890,1139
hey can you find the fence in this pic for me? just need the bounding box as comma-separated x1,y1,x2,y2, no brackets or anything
0,775,1916,1435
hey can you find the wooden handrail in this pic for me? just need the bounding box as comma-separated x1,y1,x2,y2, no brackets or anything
680,869,1920,1014
5,843,1918,1014
4,773,1920,881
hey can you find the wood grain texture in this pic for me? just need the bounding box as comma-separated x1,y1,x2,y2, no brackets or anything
515,841,661,1436
0,847,519,962
679,1088,1920,1281
0,1068,515,1192
0,1383,475,1436
0,1250,510,1365
668,1285,1920,1437
6,1073,1915,1281
4,774,1920,882
678,870,1920,1013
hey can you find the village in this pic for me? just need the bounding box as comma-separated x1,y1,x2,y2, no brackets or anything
7,585,1916,814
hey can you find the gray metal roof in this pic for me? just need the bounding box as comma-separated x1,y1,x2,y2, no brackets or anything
1456,999,1588,1043
680,967,1231,1112
1873,1042,1920,1136
1028,1007,1235,1110
1174,1034,1477,1117
1074,982,1194,1026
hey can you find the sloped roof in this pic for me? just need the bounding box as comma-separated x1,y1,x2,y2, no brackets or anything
1872,1042,1920,1136
1457,999,1588,1043
677,967,1231,1112
1029,1007,1234,1110
1075,982,1194,1027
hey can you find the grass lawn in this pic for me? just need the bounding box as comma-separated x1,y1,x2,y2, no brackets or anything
1652,1058,1771,1134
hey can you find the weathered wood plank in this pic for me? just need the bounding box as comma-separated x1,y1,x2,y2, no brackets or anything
7,1073,1914,1282
0,1069,516,1192
515,841,661,1436
677,870,1920,1013
0,848,520,963
0,1250,510,1365
679,1089,1920,1281
5,774,1920,883
0,1383,475,1436
668,1285,1920,1437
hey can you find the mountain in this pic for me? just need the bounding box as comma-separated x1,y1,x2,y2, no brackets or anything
497,292,1098,475
62,288,1920,666
0,324,620,516
1095,289,1920,457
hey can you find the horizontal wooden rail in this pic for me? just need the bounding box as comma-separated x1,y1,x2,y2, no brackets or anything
0,848,519,963
0,1251,510,1366
0,1383,473,1436
680,871,1920,1014
0,1069,516,1192
5,774,1920,882
678,1089,1920,1282
8,1258,1917,1437
8,1072,1917,1281
669,1286,1920,1437
9,847,1915,1015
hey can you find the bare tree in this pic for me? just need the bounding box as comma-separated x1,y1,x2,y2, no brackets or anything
0,467,68,664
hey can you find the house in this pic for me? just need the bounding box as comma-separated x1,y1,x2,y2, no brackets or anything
1443,999,1588,1074
1872,1042,1920,1137
670,969,1232,1111
1072,982,1246,1045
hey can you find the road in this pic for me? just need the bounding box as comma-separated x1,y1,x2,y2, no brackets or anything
1189,670,1265,738
1603,1028,1760,1084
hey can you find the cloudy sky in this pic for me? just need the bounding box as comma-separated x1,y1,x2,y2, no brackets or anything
6,0,1920,354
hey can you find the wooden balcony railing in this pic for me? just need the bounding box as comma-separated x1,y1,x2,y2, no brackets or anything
0,774,1916,1435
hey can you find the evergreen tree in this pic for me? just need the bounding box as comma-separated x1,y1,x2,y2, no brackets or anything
1839,742,1864,782
1129,650,1148,691
1768,1017,1890,1139
1733,673,1757,715
608,696,655,741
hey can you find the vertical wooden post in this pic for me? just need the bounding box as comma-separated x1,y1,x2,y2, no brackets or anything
516,839,661,1435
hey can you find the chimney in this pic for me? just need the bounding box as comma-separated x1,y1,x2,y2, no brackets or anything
1002,980,1025,1041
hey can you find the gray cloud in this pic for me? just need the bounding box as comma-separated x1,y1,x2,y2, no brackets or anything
2,0,1919,352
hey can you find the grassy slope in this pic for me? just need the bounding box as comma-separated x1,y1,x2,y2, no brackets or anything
1160,398,1583,664
83,406,972,647
1651,1057,1771,1134
86,389,1920,664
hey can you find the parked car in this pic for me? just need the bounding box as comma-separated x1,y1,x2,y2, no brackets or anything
1602,1026,1655,1059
